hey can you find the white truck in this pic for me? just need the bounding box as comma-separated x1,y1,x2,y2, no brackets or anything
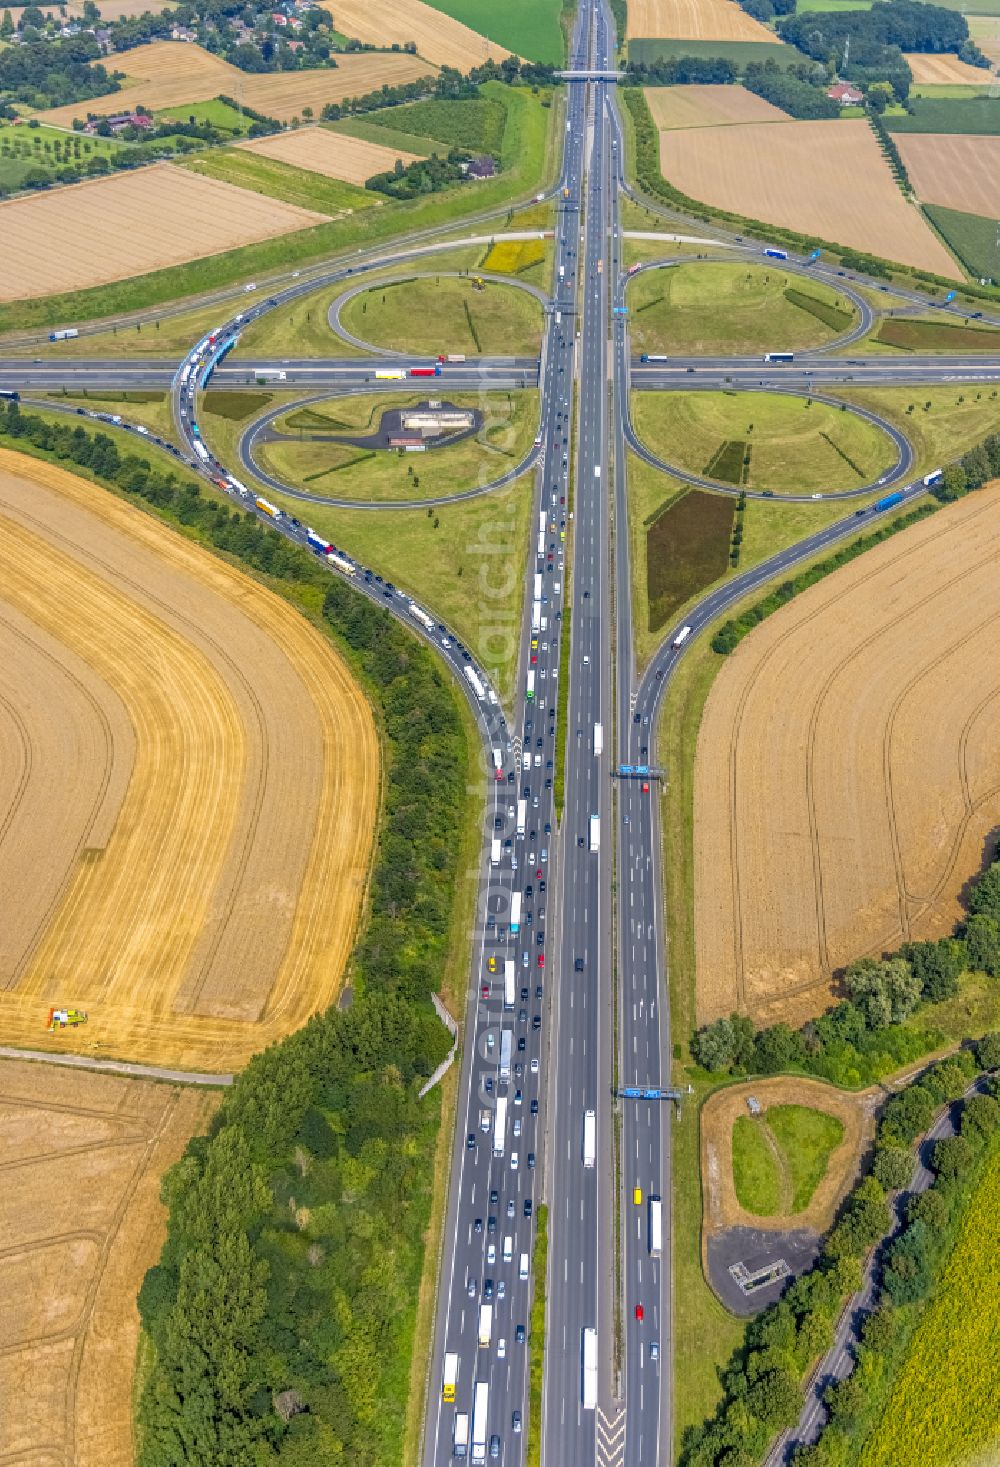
510,892,522,935
526,670,535,701
493,1096,508,1156
583,1109,596,1168
464,666,486,700
649,1195,663,1258
582,1327,598,1411
589,814,600,853
499,1030,512,1083
491,838,501,867
516,800,527,837
472,1381,489,1461
478,1306,493,1349
443,1352,459,1402
671,625,692,650
593,723,603,757
454,1412,470,1459
504,960,515,1010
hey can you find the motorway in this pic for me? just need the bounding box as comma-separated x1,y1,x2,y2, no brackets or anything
6,11,1000,1467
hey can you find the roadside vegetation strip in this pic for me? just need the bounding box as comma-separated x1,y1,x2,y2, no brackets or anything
874,315,1000,352
813,1071,1000,1467
0,82,555,335
181,147,378,216
526,1202,550,1467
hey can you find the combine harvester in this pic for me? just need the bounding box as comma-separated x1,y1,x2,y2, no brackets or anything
47,1008,88,1030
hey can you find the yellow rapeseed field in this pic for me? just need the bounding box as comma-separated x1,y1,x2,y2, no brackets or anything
482,238,546,273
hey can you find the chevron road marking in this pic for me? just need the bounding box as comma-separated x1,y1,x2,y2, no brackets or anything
597,1407,626,1467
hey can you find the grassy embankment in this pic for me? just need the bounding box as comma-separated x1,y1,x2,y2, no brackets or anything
732,1105,845,1216
631,389,895,496
627,261,857,356
338,273,544,357
0,81,558,335
525,1202,549,1467
182,146,379,216
256,388,538,503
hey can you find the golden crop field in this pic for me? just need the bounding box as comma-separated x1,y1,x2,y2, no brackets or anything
860,1140,1000,1467
968,18,1000,66
645,83,786,129
661,118,960,277
236,123,422,186
627,0,780,42
895,132,1000,220
38,40,432,127
0,1058,218,1467
0,451,378,1072
694,482,1000,1029
0,164,324,301
322,0,510,68
903,51,996,85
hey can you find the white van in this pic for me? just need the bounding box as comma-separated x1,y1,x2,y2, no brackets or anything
519,1252,529,1281
503,1235,513,1264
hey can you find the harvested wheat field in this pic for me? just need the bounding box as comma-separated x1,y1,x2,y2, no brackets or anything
701,1078,873,1236
38,40,432,127
67,0,176,16
904,52,996,85
320,0,511,68
0,1058,218,1467
645,83,786,130
661,118,960,276
0,450,377,1071
627,0,780,42
0,164,324,302
236,123,422,186
895,132,1000,220
694,482,1000,1029
968,18,1000,67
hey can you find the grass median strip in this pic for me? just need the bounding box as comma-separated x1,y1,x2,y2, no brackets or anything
526,1202,549,1467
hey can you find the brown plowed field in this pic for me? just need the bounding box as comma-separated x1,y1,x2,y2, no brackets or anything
236,123,423,185
0,451,377,1071
694,482,1000,1029
661,118,961,277
627,0,780,42
0,164,325,303
645,83,786,129
903,52,995,85
38,41,433,127
320,0,511,67
894,132,1000,220
0,1058,218,1467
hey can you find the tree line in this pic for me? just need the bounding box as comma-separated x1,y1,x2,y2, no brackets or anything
682,1037,1000,1467
692,846,1000,1086
0,33,122,111
320,56,558,123
0,399,472,1464
741,59,840,120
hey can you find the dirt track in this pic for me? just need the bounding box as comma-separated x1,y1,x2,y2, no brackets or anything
701,1077,873,1236
0,452,377,1071
694,481,1000,1028
0,1057,218,1467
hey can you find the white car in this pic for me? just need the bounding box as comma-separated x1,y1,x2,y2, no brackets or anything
487,1243,496,1264
531,1057,539,1074
498,1337,507,1359
514,1118,522,1137
510,1151,519,1170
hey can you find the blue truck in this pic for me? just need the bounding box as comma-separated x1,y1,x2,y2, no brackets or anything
873,490,905,513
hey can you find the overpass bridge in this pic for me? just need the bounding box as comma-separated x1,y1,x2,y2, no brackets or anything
556,68,625,78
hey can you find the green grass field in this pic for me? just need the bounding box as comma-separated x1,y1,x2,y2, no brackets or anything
323,115,447,160
923,203,1000,284
0,81,554,335
632,390,894,495
869,315,1000,353
13,298,245,361
732,1117,783,1215
837,384,1000,477
767,1105,845,1213
348,95,508,155
628,36,798,65
35,389,177,440
628,261,856,356
887,97,1000,133
255,388,537,503
421,0,565,63
263,473,534,702
157,98,250,134
181,147,377,216
646,488,734,633
339,274,543,356
860,1139,1000,1467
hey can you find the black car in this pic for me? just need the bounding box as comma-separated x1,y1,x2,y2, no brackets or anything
484,1279,494,1301
544,822,552,834
519,1008,528,1024
521,986,529,1002
524,1198,533,1218
536,931,544,946
530,1099,539,1116
539,880,546,893
490,1188,499,1207
488,1215,497,1235
536,984,543,1000
575,957,584,971
474,1218,483,1234
467,1133,476,1150
517,1036,526,1052
532,1015,541,1030
494,816,503,830
528,1152,536,1169
516,1324,526,1344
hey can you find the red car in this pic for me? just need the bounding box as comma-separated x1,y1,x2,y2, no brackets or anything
537,954,544,967
635,1304,644,1322
642,782,649,793
482,984,490,998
